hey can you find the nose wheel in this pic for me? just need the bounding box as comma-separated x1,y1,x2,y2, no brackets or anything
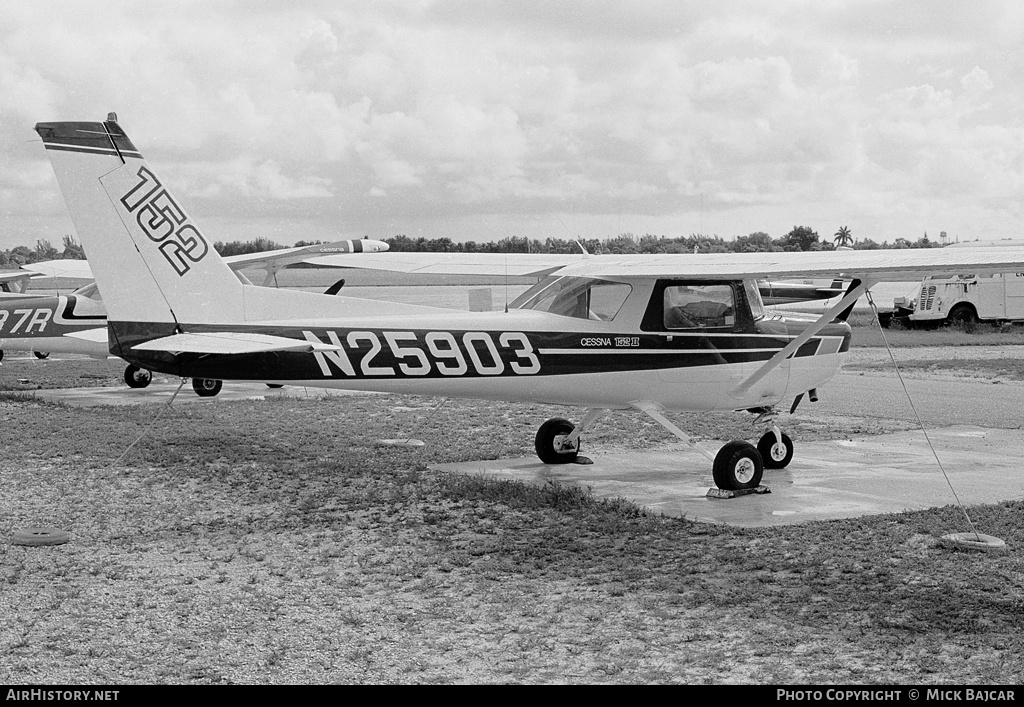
534,409,606,465
534,418,579,464
757,430,794,469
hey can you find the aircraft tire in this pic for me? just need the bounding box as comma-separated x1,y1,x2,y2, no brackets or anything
535,418,579,464
712,440,763,490
33,351,50,360
124,365,152,389
0,350,4,362
757,431,794,469
266,383,284,388
192,378,223,397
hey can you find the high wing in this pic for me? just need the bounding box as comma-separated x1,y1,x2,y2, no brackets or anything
307,251,584,278
314,252,847,305
549,249,1024,280
22,239,391,287
307,249,1024,281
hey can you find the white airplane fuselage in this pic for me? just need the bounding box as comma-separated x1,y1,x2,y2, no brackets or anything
110,275,851,413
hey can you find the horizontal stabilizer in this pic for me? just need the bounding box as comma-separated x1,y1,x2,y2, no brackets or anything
63,328,108,343
0,270,45,284
20,260,94,279
222,239,390,271
132,332,342,355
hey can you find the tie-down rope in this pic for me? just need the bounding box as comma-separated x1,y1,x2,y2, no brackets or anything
864,290,980,538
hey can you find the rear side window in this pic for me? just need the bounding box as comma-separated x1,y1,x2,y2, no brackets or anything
663,284,735,329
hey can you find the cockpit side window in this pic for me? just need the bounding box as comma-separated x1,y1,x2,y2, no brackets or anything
641,280,754,332
662,284,735,329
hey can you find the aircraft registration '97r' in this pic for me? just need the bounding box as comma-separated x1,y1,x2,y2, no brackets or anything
34,116,1024,490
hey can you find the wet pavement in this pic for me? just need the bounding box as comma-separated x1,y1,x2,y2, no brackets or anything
432,425,1024,527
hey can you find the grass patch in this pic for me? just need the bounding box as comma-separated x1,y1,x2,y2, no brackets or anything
848,314,1024,348
844,357,1024,380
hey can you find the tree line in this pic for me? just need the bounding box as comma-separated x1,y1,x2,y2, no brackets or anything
0,226,941,267
382,226,941,254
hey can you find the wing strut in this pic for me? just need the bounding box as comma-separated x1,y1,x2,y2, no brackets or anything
729,277,878,399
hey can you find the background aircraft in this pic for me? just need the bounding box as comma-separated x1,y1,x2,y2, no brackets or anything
33,116,1024,491
0,239,388,394
0,269,44,294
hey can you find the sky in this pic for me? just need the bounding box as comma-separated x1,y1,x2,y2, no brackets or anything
1,0,1022,251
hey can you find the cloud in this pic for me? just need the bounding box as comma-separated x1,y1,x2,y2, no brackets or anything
2,1,1023,248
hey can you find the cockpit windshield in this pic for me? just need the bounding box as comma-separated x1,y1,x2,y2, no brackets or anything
510,276,632,321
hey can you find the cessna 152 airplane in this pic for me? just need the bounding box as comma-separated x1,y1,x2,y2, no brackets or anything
34,115,1024,490
0,239,388,393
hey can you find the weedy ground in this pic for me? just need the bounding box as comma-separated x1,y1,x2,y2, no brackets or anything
1,332,1024,684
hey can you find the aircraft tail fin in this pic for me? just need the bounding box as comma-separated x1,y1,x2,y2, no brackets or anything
34,116,244,326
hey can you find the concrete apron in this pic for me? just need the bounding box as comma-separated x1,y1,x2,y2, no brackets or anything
431,426,1024,528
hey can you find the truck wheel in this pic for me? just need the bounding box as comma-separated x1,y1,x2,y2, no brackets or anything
947,305,977,332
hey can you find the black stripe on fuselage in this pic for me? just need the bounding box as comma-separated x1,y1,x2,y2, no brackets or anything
58,296,107,322
109,321,851,381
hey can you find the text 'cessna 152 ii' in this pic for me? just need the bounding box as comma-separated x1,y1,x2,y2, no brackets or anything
33,115,1024,490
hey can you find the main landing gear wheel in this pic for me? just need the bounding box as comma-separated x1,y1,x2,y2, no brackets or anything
712,440,763,491
535,418,580,464
124,365,152,389
33,351,49,360
757,431,794,469
192,378,223,397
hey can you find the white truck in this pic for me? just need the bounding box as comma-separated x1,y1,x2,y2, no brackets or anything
881,271,1024,328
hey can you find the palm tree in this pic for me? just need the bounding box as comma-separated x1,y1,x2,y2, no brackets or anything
834,226,853,248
